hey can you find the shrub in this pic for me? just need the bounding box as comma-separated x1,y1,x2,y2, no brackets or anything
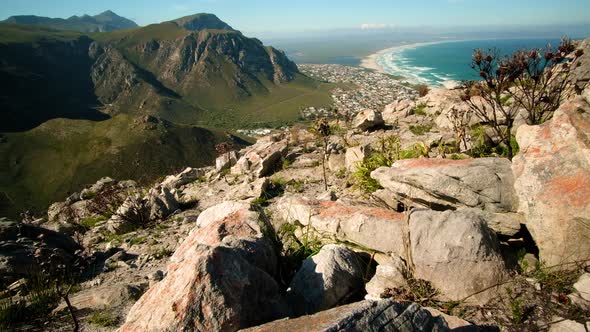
461,37,584,160
88,310,118,327
409,125,432,136
79,216,107,230
416,84,430,97
352,136,401,194
411,103,428,116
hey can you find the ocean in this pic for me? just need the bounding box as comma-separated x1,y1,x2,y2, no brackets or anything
375,38,563,86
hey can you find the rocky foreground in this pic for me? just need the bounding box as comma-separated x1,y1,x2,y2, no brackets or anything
3,45,590,331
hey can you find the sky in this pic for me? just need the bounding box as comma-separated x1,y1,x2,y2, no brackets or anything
2,0,590,37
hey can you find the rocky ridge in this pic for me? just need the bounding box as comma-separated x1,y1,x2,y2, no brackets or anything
2,40,590,331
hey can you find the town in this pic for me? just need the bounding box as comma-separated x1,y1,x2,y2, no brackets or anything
298,64,419,119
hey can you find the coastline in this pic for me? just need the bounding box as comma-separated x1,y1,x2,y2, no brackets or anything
359,40,462,86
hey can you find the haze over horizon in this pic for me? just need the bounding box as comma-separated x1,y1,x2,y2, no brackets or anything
2,0,590,38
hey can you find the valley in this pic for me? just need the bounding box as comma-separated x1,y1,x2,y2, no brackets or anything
0,14,338,217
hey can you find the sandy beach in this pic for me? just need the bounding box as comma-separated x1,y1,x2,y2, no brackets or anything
360,40,462,86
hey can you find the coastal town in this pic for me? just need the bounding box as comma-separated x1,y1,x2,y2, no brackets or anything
298,64,418,120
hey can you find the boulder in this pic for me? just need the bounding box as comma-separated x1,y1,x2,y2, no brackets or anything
382,100,416,124
569,273,590,310
425,307,474,331
0,218,81,285
241,300,450,332
512,97,590,267
232,137,288,178
548,318,586,332
54,284,142,313
147,186,179,220
196,201,252,228
287,244,365,315
121,203,287,332
80,176,116,199
365,255,408,300
216,151,238,172
276,196,408,255
353,109,384,131
409,209,507,304
371,158,516,212
226,178,270,201
327,153,345,172
161,167,207,189
345,144,372,171
569,38,590,92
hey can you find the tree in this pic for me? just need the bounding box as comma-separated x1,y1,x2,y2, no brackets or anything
461,37,584,160
215,141,235,182
509,37,582,125
447,105,473,153
314,118,332,191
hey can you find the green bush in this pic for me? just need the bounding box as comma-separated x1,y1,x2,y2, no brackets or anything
88,310,118,327
351,136,401,194
79,215,107,229
409,125,432,136
411,103,428,116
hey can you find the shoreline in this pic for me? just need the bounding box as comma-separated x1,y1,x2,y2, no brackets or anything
359,40,462,87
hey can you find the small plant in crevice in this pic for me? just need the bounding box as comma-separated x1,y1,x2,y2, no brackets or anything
352,135,426,194
409,125,432,136
88,310,118,327
276,222,326,288
380,278,440,307
252,178,288,206
411,102,429,116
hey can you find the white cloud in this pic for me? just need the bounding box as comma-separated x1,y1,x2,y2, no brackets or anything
360,23,390,30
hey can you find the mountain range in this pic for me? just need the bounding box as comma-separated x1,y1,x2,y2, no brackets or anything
0,13,332,217
2,10,138,32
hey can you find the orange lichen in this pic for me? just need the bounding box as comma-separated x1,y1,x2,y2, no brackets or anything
395,158,473,169
540,171,590,209
317,201,405,222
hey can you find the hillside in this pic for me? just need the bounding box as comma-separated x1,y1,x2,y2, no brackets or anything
0,16,332,132
0,14,332,216
0,114,251,218
2,10,138,32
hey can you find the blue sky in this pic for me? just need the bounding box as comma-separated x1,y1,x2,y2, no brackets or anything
2,0,590,35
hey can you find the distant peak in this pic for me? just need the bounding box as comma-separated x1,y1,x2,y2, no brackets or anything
99,10,117,16
171,13,235,32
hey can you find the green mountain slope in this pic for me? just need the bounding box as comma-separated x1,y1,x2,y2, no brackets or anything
0,14,333,216
0,115,251,217
2,10,138,32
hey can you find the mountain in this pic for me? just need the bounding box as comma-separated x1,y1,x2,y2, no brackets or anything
2,10,138,32
0,13,332,216
172,13,235,31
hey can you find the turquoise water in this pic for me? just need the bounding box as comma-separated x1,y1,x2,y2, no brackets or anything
376,38,562,86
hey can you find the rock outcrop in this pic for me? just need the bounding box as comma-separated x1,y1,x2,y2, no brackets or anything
0,218,81,285
353,109,384,131
345,144,372,171
287,244,365,316
231,136,288,178
512,96,590,267
409,209,507,303
569,273,590,310
242,300,450,332
371,158,516,212
120,203,288,331
276,196,407,255
365,255,409,300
